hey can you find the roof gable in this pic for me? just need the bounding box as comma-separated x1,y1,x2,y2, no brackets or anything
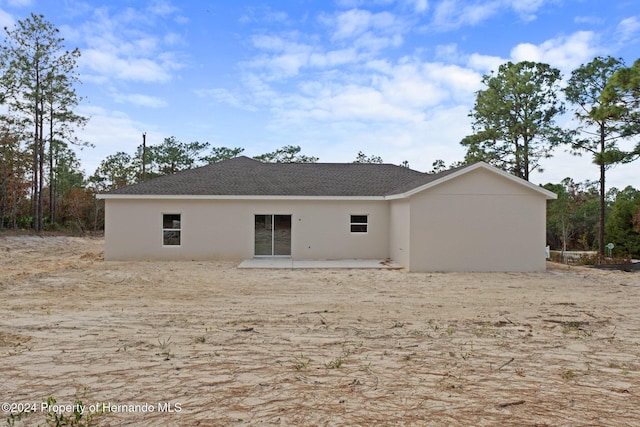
391,162,557,200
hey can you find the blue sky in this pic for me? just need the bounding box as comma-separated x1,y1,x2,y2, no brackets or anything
1,0,639,188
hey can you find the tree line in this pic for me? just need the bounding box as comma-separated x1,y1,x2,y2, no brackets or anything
0,15,639,257
544,179,640,259
90,142,323,191
0,14,88,232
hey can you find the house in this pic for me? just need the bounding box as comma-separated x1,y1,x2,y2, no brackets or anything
96,156,556,272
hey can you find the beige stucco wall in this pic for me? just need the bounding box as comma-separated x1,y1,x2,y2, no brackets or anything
103,199,390,261
389,199,410,268
406,168,548,272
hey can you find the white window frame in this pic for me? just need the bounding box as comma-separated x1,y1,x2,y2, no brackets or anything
162,213,182,247
350,214,368,234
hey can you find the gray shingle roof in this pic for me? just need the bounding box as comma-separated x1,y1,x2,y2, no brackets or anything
104,156,464,197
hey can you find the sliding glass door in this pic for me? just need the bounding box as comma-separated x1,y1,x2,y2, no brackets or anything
254,214,291,256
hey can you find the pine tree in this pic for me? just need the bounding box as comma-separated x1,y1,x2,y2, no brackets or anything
0,14,88,231
461,61,567,180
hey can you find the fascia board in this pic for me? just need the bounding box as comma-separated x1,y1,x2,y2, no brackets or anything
96,194,386,201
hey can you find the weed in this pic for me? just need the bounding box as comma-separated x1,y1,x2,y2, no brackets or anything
325,357,344,369
579,329,593,338
562,321,582,334
561,321,593,338
195,336,206,343
6,393,105,427
156,336,173,360
561,369,575,380
6,411,27,427
341,341,363,358
392,321,405,328
294,355,311,370
460,343,473,360
158,336,172,350
609,362,629,374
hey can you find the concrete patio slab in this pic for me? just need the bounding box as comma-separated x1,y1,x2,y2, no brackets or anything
238,258,403,269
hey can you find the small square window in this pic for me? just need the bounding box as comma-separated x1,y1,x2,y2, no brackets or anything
163,214,181,246
350,215,368,233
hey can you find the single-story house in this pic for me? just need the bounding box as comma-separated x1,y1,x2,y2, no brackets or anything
96,156,556,272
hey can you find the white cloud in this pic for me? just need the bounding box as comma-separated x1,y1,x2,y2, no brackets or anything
239,6,289,25
251,34,287,51
247,34,316,79
6,0,31,6
353,31,404,51
432,0,501,29
147,0,178,17
332,9,375,39
424,62,483,98
317,85,425,122
266,101,471,170
430,0,550,30
321,8,407,52
309,48,359,67
0,8,14,28
75,106,153,174
70,6,185,84
248,33,363,80
163,32,186,47
246,7,411,82
112,93,168,108
194,88,258,111
510,43,542,62
435,43,463,62
467,53,505,73
249,54,482,151
616,16,640,43
412,0,429,13
574,15,604,25
234,3,489,164
81,49,173,83
334,0,395,9
510,31,599,71
507,0,545,22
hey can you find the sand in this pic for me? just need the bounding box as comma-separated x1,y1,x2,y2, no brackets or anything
0,235,638,426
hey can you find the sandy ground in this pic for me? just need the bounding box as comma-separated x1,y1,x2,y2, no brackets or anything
0,236,639,426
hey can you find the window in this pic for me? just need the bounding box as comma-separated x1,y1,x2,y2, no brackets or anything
162,214,181,246
350,215,368,233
